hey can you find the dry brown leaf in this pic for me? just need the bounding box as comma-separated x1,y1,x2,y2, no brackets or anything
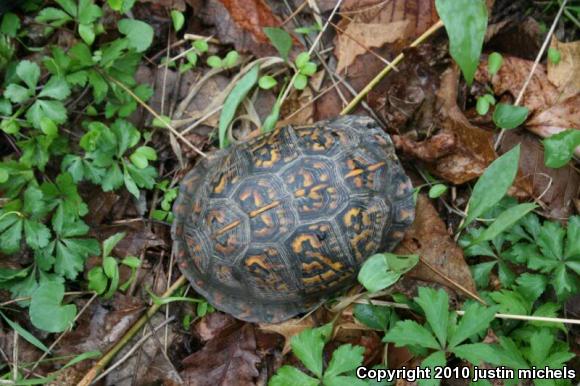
475,56,559,114
202,0,287,57
499,131,580,219
259,315,316,354
395,195,478,295
335,20,413,74
195,312,239,342
548,37,580,99
526,95,580,139
181,324,260,386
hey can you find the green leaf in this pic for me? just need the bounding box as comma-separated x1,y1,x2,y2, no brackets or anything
415,288,449,348
40,117,58,137
565,216,579,258
26,100,68,129
130,146,157,169
418,350,446,386
547,47,561,65
435,0,487,85
353,303,391,330
492,103,529,129
527,329,554,366
223,51,239,68
470,261,496,289
171,10,185,32
476,96,490,115
357,253,419,293
293,73,308,90
78,23,96,45
193,39,208,52
537,220,564,261
542,129,580,169
24,220,51,249
474,203,537,243
489,290,530,315
118,19,154,52
103,232,125,257
291,324,332,378
5,83,32,103
383,320,440,350
39,76,71,100
269,366,319,386
263,27,293,61
30,281,77,333
428,184,447,198
324,344,364,378
463,145,520,228
0,311,50,353
487,52,503,76
452,343,500,366
515,273,547,302
218,64,259,148
325,376,369,386
448,303,496,348
495,337,529,370
1,13,20,37
552,264,576,300
56,0,77,17
36,7,72,27
259,75,278,90
0,214,23,253
300,62,317,76
207,55,222,68
295,52,310,68
17,60,41,90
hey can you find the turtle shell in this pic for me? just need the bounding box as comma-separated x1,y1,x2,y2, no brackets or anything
171,116,415,323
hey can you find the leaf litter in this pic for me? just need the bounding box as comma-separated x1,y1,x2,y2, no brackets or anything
0,0,578,385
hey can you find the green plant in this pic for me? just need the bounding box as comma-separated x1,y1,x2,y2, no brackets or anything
357,253,419,293
88,232,141,298
269,323,368,386
36,0,103,45
475,93,495,115
384,288,499,386
151,180,178,222
542,129,580,168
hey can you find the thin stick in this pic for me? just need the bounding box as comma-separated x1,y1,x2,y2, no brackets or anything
354,299,580,325
494,0,568,149
102,72,208,158
93,317,176,383
76,275,187,386
339,20,443,115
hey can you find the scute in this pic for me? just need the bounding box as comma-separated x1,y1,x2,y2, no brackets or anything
172,115,415,323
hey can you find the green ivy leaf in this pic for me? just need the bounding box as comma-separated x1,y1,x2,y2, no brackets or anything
30,281,77,332
263,27,293,61
542,129,580,169
492,103,529,129
435,0,487,86
118,19,154,52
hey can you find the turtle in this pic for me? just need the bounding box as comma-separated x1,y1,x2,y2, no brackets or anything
171,115,415,323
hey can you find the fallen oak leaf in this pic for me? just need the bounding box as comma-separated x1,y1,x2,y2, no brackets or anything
547,36,580,99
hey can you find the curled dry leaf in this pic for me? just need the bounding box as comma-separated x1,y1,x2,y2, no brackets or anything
394,194,478,295
181,324,260,386
201,0,287,57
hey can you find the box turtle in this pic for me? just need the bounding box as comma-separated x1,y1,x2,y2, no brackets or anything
172,116,415,323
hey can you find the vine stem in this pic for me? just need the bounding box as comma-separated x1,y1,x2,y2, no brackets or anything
76,275,187,386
